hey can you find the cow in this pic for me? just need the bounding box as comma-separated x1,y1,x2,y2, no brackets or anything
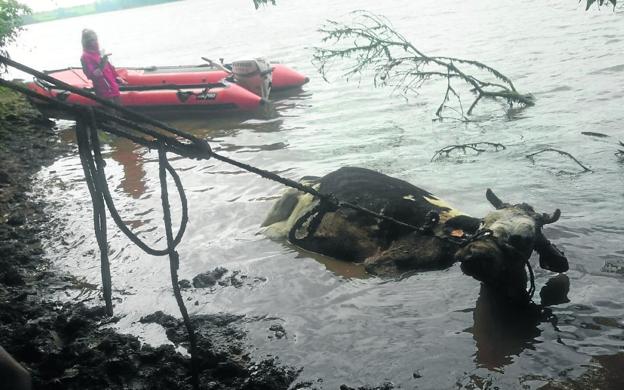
262,167,568,303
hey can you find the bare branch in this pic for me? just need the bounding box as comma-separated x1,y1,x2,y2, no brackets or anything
616,140,624,159
313,10,534,120
252,0,276,9
582,0,618,11
431,142,506,162
526,148,592,173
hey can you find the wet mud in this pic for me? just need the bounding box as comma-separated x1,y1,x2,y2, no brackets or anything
0,89,299,389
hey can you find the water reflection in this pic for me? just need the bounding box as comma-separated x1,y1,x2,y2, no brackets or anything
539,274,571,307
288,249,369,279
468,275,570,370
217,141,288,153
59,125,148,199
110,138,147,199
310,254,369,279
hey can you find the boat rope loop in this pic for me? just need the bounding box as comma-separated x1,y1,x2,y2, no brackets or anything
157,145,200,390
73,107,200,389
75,113,112,315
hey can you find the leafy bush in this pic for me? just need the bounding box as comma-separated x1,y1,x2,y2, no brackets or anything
0,0,30,58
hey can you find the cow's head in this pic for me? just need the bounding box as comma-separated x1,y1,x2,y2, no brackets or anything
455,189,564,303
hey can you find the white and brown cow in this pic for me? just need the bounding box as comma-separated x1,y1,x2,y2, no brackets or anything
263,167,568,302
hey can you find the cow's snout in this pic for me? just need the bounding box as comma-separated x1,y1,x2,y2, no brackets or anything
456,238,529,303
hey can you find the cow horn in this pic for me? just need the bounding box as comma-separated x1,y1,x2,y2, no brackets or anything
486,188,505,209
540,209,561,225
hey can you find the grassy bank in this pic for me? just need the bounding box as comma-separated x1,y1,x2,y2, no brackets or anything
0,85,24,118
0,86,44,148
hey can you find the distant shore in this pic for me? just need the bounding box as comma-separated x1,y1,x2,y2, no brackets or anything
21,0,181,25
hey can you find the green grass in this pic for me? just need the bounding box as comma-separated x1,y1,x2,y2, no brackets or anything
0,85,38,124
0,86,20,117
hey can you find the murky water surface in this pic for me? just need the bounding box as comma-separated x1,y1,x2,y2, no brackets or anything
12,0,624,387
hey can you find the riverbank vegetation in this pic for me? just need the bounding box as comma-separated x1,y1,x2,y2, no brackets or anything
0,0,29,61
0,86,43,143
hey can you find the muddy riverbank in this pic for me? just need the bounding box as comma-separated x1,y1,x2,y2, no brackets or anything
0,88,302,389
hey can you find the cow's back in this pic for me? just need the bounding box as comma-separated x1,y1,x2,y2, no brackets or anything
319,167,462,233
263,167,466,264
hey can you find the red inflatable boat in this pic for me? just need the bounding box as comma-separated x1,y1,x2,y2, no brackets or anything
27,60,309,118
120,62,308,92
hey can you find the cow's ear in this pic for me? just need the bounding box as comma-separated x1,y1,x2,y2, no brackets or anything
535,232,568,273
539,209,561,226
486,188,505,209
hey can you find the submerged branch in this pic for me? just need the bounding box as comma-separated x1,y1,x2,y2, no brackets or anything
582,0,617,10
252,0,276,8
313,10,534,120
526,148,592,172
431,142,506,162
616,140,624,159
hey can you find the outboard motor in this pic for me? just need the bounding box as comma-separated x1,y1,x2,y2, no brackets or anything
231,58,272,100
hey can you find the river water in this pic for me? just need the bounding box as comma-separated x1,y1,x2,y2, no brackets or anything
11,0,624,388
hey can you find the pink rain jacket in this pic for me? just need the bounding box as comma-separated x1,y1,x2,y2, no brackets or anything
80,49,120,98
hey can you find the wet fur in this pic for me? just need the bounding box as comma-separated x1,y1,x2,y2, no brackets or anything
263,167,481,274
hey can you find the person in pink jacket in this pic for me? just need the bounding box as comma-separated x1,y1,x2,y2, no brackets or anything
80,29,124,103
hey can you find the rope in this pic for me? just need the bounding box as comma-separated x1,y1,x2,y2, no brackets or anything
75,116,113,315
0,56,535,387
525,257,536,301
158,146,199,390
78,112,198,388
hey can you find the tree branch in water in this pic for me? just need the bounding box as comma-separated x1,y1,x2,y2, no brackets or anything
616,141,624,160
583,0,617,10
312,11,534,120
526,148,592,173
252,0,276,8
431,142,506,162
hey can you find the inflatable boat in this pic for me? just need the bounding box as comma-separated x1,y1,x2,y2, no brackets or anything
120,61,309,93
26,59,309,118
